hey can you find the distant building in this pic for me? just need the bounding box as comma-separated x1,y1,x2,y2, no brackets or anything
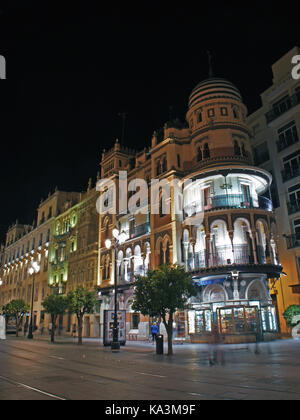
0,190,82,332
49,181,99,337
247,46,300,334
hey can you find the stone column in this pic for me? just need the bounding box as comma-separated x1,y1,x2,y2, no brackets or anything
251,230,258,264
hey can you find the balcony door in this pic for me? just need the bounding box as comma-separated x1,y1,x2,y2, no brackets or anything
241,184,251,207
202,187,211,210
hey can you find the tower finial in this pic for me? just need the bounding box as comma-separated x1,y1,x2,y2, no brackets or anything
207,50,214,78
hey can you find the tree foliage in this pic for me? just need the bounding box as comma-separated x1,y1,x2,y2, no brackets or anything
67,287,97,345
42,294,68,343
132,264,197,355
283,305,300,327
2,300,29,337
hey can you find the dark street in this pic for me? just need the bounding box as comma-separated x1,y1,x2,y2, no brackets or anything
0,337,300,400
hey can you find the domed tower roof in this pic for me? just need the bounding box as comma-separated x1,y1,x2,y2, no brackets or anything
188,77,243,110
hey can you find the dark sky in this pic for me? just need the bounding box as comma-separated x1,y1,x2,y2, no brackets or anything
0,1,299,242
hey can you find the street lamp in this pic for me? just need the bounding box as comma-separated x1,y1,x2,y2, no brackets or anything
105,228,127,352
27,260,40,339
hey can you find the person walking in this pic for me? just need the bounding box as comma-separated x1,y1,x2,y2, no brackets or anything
151,322,159,344
209,323,225,365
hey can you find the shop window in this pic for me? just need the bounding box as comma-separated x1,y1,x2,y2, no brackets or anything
260,306,277,332
218,306,260,335
188,310,212,334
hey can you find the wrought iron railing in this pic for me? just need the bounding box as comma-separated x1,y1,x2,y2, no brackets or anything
128,223,150,239
265,92,300,123
282,166,300,183
184,194,273,218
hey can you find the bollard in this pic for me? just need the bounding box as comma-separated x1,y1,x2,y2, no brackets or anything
156,334,164,355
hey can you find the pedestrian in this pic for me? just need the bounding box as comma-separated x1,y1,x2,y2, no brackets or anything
254,329,261,354
48,322,52,336
209,323,225,365
72,324,77,338
40,321,44,336
151,322,159,344
23,322,28,337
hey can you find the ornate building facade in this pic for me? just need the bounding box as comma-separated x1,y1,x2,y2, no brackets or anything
98,77,282,343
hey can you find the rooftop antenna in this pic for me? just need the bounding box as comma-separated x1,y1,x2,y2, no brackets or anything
207,50,214,78
169,105,173,121
118,112,128,144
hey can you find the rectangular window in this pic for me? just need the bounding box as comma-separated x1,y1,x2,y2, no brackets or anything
294,219,300,240
208,108,215,117
220,107,228,116
277,121,299,151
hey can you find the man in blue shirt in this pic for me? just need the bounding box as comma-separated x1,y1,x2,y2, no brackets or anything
151,322,159,343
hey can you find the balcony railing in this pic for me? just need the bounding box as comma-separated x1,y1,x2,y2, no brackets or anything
128,223,150,240
277,134,299,152
285,234,300,250
265,92,300,124
281,166,300,183
186,245,259,270
287,200,300,215
184,194,273,218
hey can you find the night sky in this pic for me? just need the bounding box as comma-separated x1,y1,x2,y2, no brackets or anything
0,1,299,242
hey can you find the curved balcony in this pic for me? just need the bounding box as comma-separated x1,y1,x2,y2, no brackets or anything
186,245,281,277
184,194,273,218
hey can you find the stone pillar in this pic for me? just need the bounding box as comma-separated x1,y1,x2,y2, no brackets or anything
228,230,234,264
251,230,258,264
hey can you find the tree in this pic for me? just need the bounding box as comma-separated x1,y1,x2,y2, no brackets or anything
132,264,197,356
42,294,68,343
67,287,97,345
2,300,29,337
283,305,300,327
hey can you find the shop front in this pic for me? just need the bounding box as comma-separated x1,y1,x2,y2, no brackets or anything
187,301,278,344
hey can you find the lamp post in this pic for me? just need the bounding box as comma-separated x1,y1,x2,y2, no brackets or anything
105,228,127,352
27,260,40,339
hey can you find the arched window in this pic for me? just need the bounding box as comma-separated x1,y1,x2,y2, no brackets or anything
198,112,202,123
162,157,167,172
159,242,164,266
203,143,210,159
197,147,202,162
241,143,247,157
156,161,161,176
234,140,241,156
165,242,170,264
233,108,239,119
